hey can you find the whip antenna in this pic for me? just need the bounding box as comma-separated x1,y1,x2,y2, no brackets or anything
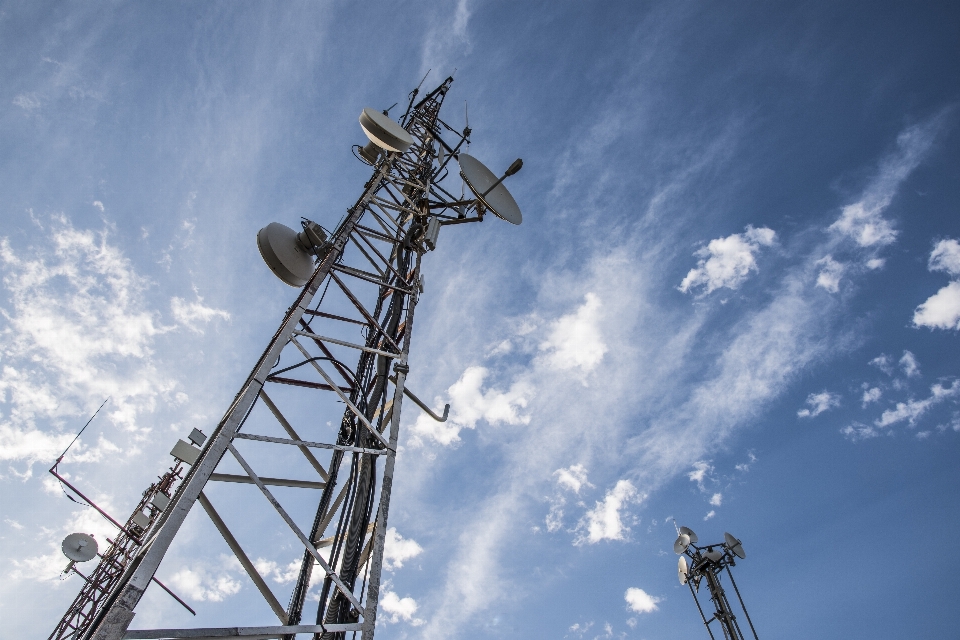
54,397,110,464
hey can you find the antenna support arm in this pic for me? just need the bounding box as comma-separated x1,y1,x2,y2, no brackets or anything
480,158,523,197
388,375,450,422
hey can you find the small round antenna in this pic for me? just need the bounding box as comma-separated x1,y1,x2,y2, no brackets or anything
679,526,698,544
704,549,723,562
458,153,523,225
257,222,315,287
678,555,689,585
674,532,691,555
62,533,98,562
724,532,746,559
358,108,414,164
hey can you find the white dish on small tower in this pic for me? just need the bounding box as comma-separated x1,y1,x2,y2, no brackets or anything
678,556,689,585
674,533,691,554
458,153,523,225
724,532,746,559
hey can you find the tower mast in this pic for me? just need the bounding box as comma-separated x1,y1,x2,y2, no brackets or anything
48,76,523,640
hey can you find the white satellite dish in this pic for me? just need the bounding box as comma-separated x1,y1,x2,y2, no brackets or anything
724,532,746,559
679,526,698,544
674,533,691,555
678,556,689,585
257,222,316,287
62,533,98,563
358,108,414,164
458,153,523,225
704,549,723,562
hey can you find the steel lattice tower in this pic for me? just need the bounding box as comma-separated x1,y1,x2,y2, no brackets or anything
674,526,760,640
48,76,518,640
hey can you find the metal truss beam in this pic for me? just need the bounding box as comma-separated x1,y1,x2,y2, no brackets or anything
50,76,482,640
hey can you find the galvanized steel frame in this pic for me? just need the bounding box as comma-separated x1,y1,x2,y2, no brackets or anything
48,77,483,640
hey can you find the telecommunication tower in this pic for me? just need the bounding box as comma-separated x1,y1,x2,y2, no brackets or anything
673,526,760,640
47,75,524,640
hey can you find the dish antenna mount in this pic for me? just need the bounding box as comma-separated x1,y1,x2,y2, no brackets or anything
673,526,761,640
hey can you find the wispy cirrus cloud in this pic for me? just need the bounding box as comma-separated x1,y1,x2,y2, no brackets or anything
828,120,941,249
0,216,230,475
410,107,945,640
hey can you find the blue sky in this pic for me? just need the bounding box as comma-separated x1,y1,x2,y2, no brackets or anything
2,1,959,638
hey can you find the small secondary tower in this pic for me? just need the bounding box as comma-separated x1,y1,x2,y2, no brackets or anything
48,76,524,640
673,526,760,640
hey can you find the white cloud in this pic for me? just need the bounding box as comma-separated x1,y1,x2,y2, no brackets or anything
917,240,960,330
870,354,893,375
687,461,712,490
914,281,960,330
709,492,722,506
92,201,105,212
827,127,935,247
545,503,564,533
679,225,776,295
413,116,944,640
420,0,472,74
735,452,756,473
170,291,230,334
899,351,920,377
841,422,880,442
568,621,594,636
862,387,882,406
624,587,660,614
539,293,607,373
13,93,41,110
929,239,960,276
815,256,845,293
554,464,590,493
252,557,301,584
0,217,181,472
383,527,423,571
876,380,960,428
575,480,641,545
703,510,716,521
797,391,841,418
381,589,424,625
169,565,241,602
410,366,530,446
828,202,898,247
